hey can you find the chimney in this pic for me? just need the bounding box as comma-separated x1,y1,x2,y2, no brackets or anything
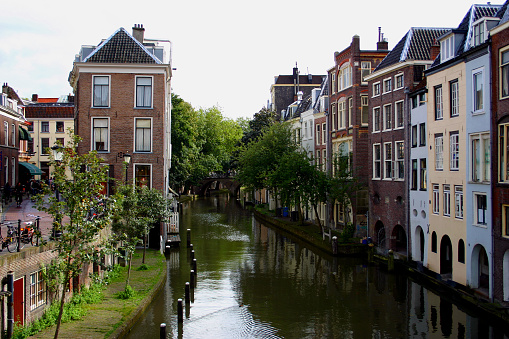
32,94,38,102
297,91,303,102
377,27,389,50
430,39,440,61
132,24,145,43
2,83,8,94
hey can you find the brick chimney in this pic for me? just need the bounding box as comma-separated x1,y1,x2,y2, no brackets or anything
132,24,145,43
32,94,38,102
430,39,440,61
376,27,389,50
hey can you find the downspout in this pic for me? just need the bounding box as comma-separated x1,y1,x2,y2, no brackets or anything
404,86,411,260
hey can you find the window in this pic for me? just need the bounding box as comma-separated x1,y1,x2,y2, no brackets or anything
135,164,151,188
383,104,392,130
383,78,392,93
384,142,392,179
432,184,440,214
501,49,509,98
56,121,65,133
420,159,427,190
373,107,381,132
474,193,487,225
304,122,307,138
431,232,437,253
373,82,380,97
338,101,346,129
136,76,153,108
419,123,426,146
414,65,425,82
395,74,404,89
41,138,49,155
473,21,485,47
450,132,459,170
395,141,404,179
471,132,490,182
361,61,371,83
11,124,14,146
434,86,443,120
11,157,15,186
331,73,336,93
316,124,320,145
322,123,326,145
458,240,465,263
323,149,327,170
440,35,454,62
411,159,418,190
473,70,484,112
317,150,321,168
3,157,6,185
443,184,451,216
348,97,353,128
135,118,152,152
395,101,403,129
56,138,64,146
361,96,369,125
411,125,417,147
331,105,336,131
93,76,109,107
3,122,7,146
373,144,381,179
338,65,352,91
92,118,109,152
30,270,45,310
455,186,463,219
435,134,443,170
500,123,509,182
41,121,49,133
450,80,459,117
502,205,509,238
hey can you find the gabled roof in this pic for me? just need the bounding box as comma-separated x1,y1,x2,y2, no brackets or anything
376,28,450,71
495,0,509,25
459,3,501,53
83,27,161,64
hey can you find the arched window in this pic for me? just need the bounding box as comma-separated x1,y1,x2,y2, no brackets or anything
431,232,437,253
458,239,465,263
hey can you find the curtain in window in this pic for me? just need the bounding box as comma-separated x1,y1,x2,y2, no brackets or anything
136,119,151,151
93,119,108,151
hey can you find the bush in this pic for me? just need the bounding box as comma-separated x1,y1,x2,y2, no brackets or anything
117,285,136,300
137,264,149,271
340,223,355,242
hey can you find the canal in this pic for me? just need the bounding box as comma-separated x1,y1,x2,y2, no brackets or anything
127,195,509,338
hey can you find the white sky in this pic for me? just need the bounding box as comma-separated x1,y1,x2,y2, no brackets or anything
0,0,484,120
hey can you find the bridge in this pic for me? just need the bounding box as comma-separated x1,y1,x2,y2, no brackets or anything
194,176,242,197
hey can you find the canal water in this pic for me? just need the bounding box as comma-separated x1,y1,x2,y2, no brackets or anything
127,195,508,338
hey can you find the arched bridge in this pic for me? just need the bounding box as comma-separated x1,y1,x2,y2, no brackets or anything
194,176,242,197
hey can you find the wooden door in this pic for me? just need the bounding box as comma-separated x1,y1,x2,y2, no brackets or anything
13,277,24,326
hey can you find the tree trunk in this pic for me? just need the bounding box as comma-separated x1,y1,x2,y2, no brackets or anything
125,250,132,290
54,259,71,339
313,204,323,234
142,233,146,264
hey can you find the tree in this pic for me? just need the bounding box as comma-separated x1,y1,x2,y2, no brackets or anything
240,107,276,146
35,133,116,339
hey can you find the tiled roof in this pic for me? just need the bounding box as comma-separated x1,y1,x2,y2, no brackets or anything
274,74,325,85
496,0,509,25
295,94,312,115
376,28,450,71
84,28,161,64
25,104,74,119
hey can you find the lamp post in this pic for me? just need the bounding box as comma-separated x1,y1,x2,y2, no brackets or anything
123,152,131,184
50,145,64,239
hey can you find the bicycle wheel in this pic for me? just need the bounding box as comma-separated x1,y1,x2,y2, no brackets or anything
7,238,18,253
30,235,35,246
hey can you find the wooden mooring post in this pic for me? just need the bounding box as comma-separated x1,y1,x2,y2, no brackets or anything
160,323,166,339
177,299,183,323
187,229,191,247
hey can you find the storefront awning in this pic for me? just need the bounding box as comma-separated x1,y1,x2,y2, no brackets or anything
19,162,43,175
18,126,32,141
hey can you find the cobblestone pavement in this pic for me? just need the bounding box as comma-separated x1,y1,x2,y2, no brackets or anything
0,194,64,254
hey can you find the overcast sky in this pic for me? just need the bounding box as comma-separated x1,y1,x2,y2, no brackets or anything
1,0,484,120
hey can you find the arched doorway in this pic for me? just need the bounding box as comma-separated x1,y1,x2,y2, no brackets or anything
471,244,489,290
391,224,407,254
414,226,425,262
374,221,385,249
440,235,453,275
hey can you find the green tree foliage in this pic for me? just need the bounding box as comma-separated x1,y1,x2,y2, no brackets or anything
35,133,117,339
240,107,276,145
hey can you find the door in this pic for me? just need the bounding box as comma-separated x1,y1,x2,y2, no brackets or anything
13,277,24,326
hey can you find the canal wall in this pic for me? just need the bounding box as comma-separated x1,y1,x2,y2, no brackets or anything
254,209,509,326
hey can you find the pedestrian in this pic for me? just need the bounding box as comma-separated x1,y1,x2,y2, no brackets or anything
3,182,11,204
15,182,24,207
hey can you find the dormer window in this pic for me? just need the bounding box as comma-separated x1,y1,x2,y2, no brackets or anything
440,35,454,63
473,21,486,47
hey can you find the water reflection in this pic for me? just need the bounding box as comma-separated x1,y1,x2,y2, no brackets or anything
127,196,508,338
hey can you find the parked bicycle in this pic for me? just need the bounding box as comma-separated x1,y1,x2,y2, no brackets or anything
19,221,36,248
0,223,19,253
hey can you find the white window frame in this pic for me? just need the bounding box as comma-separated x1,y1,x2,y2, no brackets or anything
420,159,427,190
383,78,392,94
322,123,326,145
41,121,49,133
472,20,486,47
471,132,490,182
450,80,459,117
455,185,464,219
134,163,152,188
348,97,353,128
338,64,352,91
433,184,440,214
331,73,336,94
384,142,392,180
361,61,371,84
499,123,509,182
373,82,381,97
501,47,509,99
331,104,336,131
373,107,381,133
443,184,451,217
373,143,381,179
383,104,392,131
316,124,320,145
135,76,153,108
11,123,14,146
30,270,45,310
361,95,369,126
3,122,7,146
474,192,488,226
450,132,459,171
435,86,443,120
91,117,110,152
440,35,454,62
473,68,484,114
11,157,15,187
92,75,110,108
435,135,444,170
134,118,153,153
395,141,404,180
338,101,346,130
395,73,404,90
395,101,404,129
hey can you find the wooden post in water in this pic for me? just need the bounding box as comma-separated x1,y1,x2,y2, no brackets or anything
185,282,190,304
190,270,195,288
332,236,338,255
192,258,197,274
160,323,166,339
388,250,395,272
177,299,183,323
187,229,191,247
191,250,195,260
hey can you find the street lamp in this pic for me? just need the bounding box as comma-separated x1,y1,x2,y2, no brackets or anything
123,152,131,184
50,145,64,239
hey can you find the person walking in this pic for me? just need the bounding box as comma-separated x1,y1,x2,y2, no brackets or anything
15,182,24,207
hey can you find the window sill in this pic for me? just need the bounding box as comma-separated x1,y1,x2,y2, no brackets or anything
91,106,110,109
472,110,485,116
134,151,152,154
134,107,154,110
473,223,488,229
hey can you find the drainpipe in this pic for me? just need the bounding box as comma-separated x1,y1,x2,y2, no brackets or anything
404,86,411,260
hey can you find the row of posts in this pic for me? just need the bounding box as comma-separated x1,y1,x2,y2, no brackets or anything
160,228,196,339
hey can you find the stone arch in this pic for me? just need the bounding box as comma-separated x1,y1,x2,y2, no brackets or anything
391,224,407,253
413,226,425,262
471,244,489,290
440,235,453,275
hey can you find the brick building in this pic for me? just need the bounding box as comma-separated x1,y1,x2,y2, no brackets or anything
69,25,172,195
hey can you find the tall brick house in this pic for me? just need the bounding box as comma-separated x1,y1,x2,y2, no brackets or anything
366,28,449,255
489,0,509,304
69,25,172,195
327,34,388,234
